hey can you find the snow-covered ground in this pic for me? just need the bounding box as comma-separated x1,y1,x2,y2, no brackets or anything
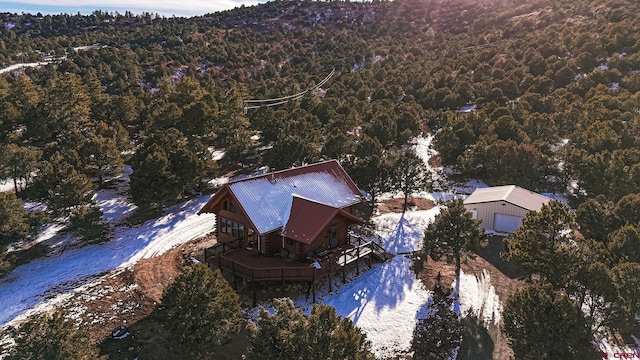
0,195,215,327
0,62,49,74
4,132,631,358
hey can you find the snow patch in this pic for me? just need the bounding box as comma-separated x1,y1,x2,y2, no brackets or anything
452,269,502,325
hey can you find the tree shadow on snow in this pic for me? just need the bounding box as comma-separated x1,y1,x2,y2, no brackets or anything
386,213,423,255
326,256,418,325
458,313,495,360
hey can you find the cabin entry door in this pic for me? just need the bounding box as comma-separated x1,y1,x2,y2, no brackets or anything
330,226,338,248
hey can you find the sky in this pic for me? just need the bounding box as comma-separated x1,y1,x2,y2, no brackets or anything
0,0,267,18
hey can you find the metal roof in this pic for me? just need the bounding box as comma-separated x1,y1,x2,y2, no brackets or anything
221,161,362,235
463,185,551,211
282,196,363,245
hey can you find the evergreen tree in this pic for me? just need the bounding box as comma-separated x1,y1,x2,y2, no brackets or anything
345,135,394,209
502,200,576,287
611,262,640,331
129,128,206,211
0,192,30,250
613,193,640,227
129,143,177,212
160,264,242,358
0,144,41,193
247,298,307,360
411,286,462,360
69,202,109,242
575,195,616,244
32,152,93,216
502,284,600,360
247,298,374,360
306,304,375,360
79,135,123,186
7,311,104,360
392,148,431,213
423,199,485,277
608,225,640,264
567,254,625,334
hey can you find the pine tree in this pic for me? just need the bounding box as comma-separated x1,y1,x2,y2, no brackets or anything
608,225,640,264
611,262,640,331
160,264,242,358
247,298,308,360
130,143,177,212
7,311,105,360
69,202,109,242
247,298,374,360
345,134,394,209
392,148,431,213
411,286,462,360
502,200,576,287
80,135,123,186
575,195,616,244
130,128,206,211
502,284,600,360
32,152,93,216
0,192,30,250
307,304,375,360
423,199,485,277
0,144,41,193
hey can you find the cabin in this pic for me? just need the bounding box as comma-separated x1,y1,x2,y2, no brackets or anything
463,185,551,233
199,160,366,261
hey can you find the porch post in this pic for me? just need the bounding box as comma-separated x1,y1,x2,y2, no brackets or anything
312,267,316,303
328,261,333,292
252,279,257,307
356,245,360,276
342,252,347,283
281,267,285,298
232,261,237,290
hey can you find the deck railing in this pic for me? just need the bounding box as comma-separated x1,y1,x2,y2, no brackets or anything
203,238,241,263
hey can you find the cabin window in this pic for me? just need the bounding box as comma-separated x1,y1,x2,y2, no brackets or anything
222,199,235,213
232,222,244,239
220,218,243,239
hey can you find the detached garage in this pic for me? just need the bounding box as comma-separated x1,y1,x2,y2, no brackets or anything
463,185,551,233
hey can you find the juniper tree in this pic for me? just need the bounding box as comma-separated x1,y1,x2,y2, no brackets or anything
160,264,242,358
411,286,462,360
0,192,30,250
247,298,374,360
502,284,600,360
7,311,104,360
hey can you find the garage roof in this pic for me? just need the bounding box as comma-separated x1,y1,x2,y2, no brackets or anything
463,185,551,211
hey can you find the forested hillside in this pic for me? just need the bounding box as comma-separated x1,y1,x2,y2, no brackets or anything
1,0,640,356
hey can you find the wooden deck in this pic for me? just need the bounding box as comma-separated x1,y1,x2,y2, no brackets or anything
205,234,391,304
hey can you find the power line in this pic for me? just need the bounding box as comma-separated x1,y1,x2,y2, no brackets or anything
243,69,335,111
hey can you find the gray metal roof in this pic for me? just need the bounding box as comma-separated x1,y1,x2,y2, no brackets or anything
463,185,551,211
229,171,361,235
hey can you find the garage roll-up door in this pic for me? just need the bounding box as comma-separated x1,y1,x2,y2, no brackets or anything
494,213,523,233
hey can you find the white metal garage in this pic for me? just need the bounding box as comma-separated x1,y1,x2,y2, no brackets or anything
463,185,551,233
494,213,523,233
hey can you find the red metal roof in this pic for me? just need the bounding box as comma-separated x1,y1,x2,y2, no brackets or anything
281,196,364,245
198,160,363,236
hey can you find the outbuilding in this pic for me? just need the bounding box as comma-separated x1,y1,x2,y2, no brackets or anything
463,185,551,233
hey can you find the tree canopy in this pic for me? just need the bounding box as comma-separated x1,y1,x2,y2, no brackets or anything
160,264,243,357
423,199,485,277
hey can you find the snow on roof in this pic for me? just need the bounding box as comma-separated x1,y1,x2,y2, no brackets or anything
463,185,551,211
230,170,361,235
